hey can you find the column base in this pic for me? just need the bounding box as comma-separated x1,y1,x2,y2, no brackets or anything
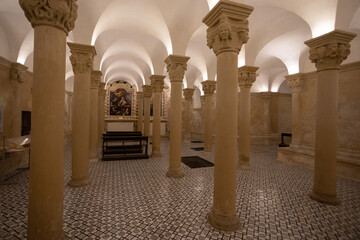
208,208,240,231
68,176,91,188
151,151,162,158
237,161,251,170
166,168,184,178
309,191,340,205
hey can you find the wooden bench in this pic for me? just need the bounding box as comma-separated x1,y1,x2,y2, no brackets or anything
102,134,149,161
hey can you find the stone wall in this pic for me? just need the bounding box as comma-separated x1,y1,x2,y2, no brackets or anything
278,61,360,180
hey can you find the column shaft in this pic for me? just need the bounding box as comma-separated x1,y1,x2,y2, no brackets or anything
312,70,338,203
168,81,183,176
204,94,213,151
27,25,66,240
238,87,251,168
89,81,99,160
143,98,150,136
137,93,143,132
98,83,106,145
152,92,161,155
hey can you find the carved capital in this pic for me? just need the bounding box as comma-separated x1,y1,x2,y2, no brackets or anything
238,65,258,88
305,30,357,71
11,63,28,84
202,80,216,96
68,42,96,75
203,1,253,55
19,0,78,35
142,85,153,98
183,88,194,101
150,75,165,93
98,82,106,96
285,73,304,93
137,92,143,100
164,55,190,82
90,70,102,89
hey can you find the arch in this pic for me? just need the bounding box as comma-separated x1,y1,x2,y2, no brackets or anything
91,0,172,54
104,60,145,85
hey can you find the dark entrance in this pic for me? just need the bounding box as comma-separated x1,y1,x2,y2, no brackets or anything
21,111,31,136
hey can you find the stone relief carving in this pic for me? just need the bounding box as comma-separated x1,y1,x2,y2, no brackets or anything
238,72,256,88
206,16,249,54
286,76,304,93
19,0,78,34
183,89,194,100
202,81,216,95
10,63,28,84
166,63,187,82
142,85,153,98
90,71,102,89
309,42,351,71
151,79,165,94
69,53,94,74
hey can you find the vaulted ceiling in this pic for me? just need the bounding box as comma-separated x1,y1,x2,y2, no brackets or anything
1,0,359,97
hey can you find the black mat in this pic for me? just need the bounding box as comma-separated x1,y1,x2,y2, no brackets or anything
191,140,203,143
191,147,204,151
181,156,214,169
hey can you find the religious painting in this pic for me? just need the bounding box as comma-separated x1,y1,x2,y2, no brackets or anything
109,86,132,116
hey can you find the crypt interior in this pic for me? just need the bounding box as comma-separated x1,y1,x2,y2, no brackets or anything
0,0,360,239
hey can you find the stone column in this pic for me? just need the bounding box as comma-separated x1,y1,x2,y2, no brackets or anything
89,70,101,161
305,30,356,205
203,1,253,231
261,92,271,136
142,85,152,137
201,80,216,152
150,75,165,157
200,95,205,128
165,55,190,178
19,0,77,239
10,63,28,137
64,91,73,132
136,92,144,132
98,82,106,140
238,66,258,169
68,42,96,187
285,73,304,147
183,88,194,144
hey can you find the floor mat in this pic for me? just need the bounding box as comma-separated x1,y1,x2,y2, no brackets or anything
181,156,214,168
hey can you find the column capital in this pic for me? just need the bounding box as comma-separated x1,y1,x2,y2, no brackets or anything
164,55,190,82
98,82,106,97
150,75,165,93
143,85,153,98
19,0,78,35
238,65,258,88
200,95,205,105
203,1,253,55
183,88,195,100
90,70,102,89
261,92,272,100
137,91,143,100
11,63,28,84
67,42,96,75
285,73,304,93
305,30,357,71
202,80,216,96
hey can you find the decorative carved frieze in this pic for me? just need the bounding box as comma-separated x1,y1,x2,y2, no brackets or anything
19,0,78,34
285,73,304,93
90,70,102,89
67,42,96,75
202,80,216,96
238,66,258,88
150,75,165,93
10,63,28,84
305,30,357,71
142,85,153,98
164,55,190,82
183,88,194,101
203,1,253,55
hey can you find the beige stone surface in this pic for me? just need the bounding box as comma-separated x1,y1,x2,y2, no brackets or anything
143,85,152,137
183,88,194,144
89,70,101,160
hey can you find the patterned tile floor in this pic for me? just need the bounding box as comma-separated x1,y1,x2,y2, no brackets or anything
1,140,360,239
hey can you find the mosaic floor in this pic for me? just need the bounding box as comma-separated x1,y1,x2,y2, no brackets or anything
1,140,360,239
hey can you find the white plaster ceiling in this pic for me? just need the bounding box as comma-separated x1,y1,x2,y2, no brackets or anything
1,0,360,94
